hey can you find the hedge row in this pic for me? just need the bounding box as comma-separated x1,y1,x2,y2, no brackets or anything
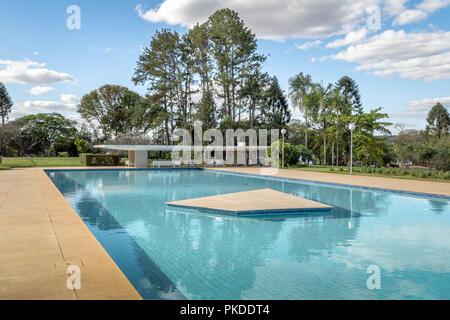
329,166,450,180
85,154,120,166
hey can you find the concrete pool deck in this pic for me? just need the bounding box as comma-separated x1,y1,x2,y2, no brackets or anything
208,167,450,197
0,168,141,300
167,188,332,214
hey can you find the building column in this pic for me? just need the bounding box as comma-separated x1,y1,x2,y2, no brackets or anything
127,150,135,167
134,150,148,168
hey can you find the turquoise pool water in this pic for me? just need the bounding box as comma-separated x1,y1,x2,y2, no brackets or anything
47,169,450,300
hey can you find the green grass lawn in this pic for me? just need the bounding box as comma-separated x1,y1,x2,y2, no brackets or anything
0,157,85,169
0,157,169,169
290,165,449,183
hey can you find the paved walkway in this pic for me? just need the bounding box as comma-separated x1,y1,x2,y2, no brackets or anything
0,168,141,300
209,167,450,197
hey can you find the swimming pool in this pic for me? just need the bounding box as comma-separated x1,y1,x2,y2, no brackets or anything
47,169,450,300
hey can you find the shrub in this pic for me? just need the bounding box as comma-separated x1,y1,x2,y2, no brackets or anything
0,156,2,165
419,171,427,178
339,167,344,172
329,168,335,172
74,138,89,154
85,154,120,166
295,145,313,164
58,152,69,157
269,140,312,167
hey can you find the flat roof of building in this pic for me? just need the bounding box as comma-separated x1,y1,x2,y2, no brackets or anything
95,145,268,151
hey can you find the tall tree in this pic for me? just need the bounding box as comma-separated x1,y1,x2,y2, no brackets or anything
188,23,214,92
177,33,197,129
133,29,182,144
206,9,265,124
263,77,291,129
0,81,13,125
426,102,449,139
314,83,332,165
240,70,270,128
329,87,345,165
78,85,143,140
196,90,217,130
336,76,362,114
0,120,20,156
288,73,312,148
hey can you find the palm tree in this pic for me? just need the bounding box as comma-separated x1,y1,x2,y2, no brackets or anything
317,82,332,166
330,87,344,166
288,73,312,148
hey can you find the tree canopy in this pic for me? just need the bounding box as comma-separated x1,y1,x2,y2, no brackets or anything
0,81,13,125
78,84,144,139
18,113,76,156
426,102,449,139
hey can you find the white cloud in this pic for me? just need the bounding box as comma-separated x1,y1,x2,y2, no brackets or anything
9,100,78,120
65,114,82,124
29,86,55,95
134,0,450,40
392,0,450,25
406,97,450,111
328,30,450,80
295,40,322,50
389,97,450,122
389,112,429,119
393,9,428,25
136,0,387,40
21,100,77,112
382,0,409,16
355,51,450,81
60,94,79,103
0,59,74,85
104,47,112,53
326,28,367,48
33,51,39,56
417,0,450,12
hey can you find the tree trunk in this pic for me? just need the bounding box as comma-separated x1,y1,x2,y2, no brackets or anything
45,143,51,157
336,115,339,166
250,101,255,128
305,114,308,149
323,124,326,166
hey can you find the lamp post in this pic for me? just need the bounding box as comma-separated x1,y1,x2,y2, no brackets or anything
348,122,355,174
281,128,286,169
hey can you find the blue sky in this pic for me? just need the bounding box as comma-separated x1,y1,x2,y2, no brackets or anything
1,0,449,133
